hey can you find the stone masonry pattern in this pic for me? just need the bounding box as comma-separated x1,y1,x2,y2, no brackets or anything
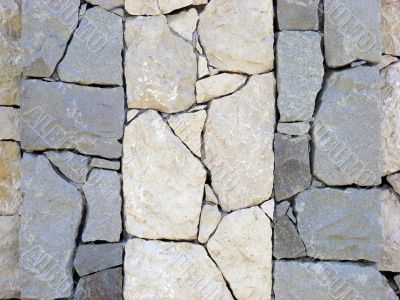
0,0,399,299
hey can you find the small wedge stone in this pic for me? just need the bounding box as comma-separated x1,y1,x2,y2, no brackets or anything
387,173,400,195
273,216,306,259
90,158,120,171
261,199,274,220
167,8,198,41
198,204,221,244
205,184,218,205
85,0,123,10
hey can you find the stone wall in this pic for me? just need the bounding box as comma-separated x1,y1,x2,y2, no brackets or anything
0,0,399,299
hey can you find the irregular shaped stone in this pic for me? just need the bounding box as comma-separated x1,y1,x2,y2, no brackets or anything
274,261,397,300
168,110,207,157
22,0,80,77
395,275,400,289
273,216,306,259
45,151,90,184
381,62,400,176
125,0,161,15
0,77,21,106
58,7,123,86
0,141,20,215
0,107,19,141
21,80,124,159
324,0,381,67
261,199,274,220
125,16,197,113
189,104,207,113
20,154,82,299
124,239,232,299
204,74,275,212
90,158,120,171
274,134,311,200
277,31,324,121
196,73,247,103
0,216,19,299
74,268,122,300
379,189,400,272
275,201,290,219
167,8,198,41
387,173,400,195
277,0,319,30
382,0,400,56
198,204,221,244
208,207,272,300
123,110,206,240
198,0,274,74
205,184,218,205
74,243,123,276
126,109,140,122
313,66,381,186
82,169,122,242
85,0,123,10
277,122,310,136
198,55,209,79
295,188,383,261
379,55,398,70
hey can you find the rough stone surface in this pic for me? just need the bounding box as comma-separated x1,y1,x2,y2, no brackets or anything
207,207,272,300
125,0,207,15
85,0,123,10
196,73,247,103
273,216,306,259
295,188,383,262
90,158,120,171
168,110,207,157
74,243,123,277
0,107,20,141
198,55,209,78
379,55,398,70
395,275,400,289
0,141,20,215
275,201,290,219
204,74,275,212
0,216,19,299
125,16,197,113
381,62,400,176
277,0,319,30
123,110,206,240
126,109,140,122
277,31,324,122
22,0,80,77
198,204,221,244
124,239,232,300
82,169,122,242
277,122,310,136
45,151,90,184
167,8,198,41
274,261,397,300
205,184,218,205
198,0,274,74
21,80,124,159
387,173,400,195
382,0,400,56
20,154,82,299
313,66,381,186
274,134,311,200
0,78,21,106
261,199,274,220
324,0,381,67
58,7,123,86
74,268,123,300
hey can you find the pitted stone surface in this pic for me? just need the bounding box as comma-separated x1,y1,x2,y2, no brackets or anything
0,107,20,141
125,16,197,113
204,74,275,212
198,0,274,74
277,0,319,30
123,110,206,240
198,204,221,244
382,0,400,56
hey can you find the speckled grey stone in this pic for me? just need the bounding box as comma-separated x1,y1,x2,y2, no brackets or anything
277,122,310,136
275,201,290,219
90,158,120,171
273,216,306,259
277,0,319,30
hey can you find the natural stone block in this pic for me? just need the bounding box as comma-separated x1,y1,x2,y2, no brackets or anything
277,122,310,136
312,66,381,186
387,173,400,195
379,55,398,70
382,0,400,56
167,8,198,41
125,0,207,15
261,199,274,220
0,78,21,106
204,74,275,212
198,204,221,244
198,0,274,74
273,216,306,259
21,80,124,159
89,158,120,171
277,0,319,30
276,31,324,122
85,0,123,10
0,107,20,141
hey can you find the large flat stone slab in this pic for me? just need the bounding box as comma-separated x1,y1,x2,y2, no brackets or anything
204,74,275,212
123,110,206,240
21,80,124,159
382,0,400,56
312,66,381,186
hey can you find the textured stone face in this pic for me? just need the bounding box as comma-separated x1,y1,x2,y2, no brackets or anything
167,8,198,41
198,204,221,244
198,0,274,74
274,134,311,201
0,141,20,215
82,169,122,242
125,16,197,113
261,199,274,220
58,6,123,86
0,107,20,141
207,207,272,300
381,62,400,176
204,74,275,212
0,216,20,299
22,0,80,77
125,0,207,15
312,66,381,186
277,31,324,122
277,0,319,30
382,0,400,56
277,122,310,136
273,216,306,259
387,173,400,195
20,154,82,299
124,239,232,300
274,261,398,300
324,0,381,67
74,243,123,277
21,80,124,159
379,55,398,70
89,158,120,171
295,188,383,262
123,110,206,240
205,184,218,205
85,0,124,10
